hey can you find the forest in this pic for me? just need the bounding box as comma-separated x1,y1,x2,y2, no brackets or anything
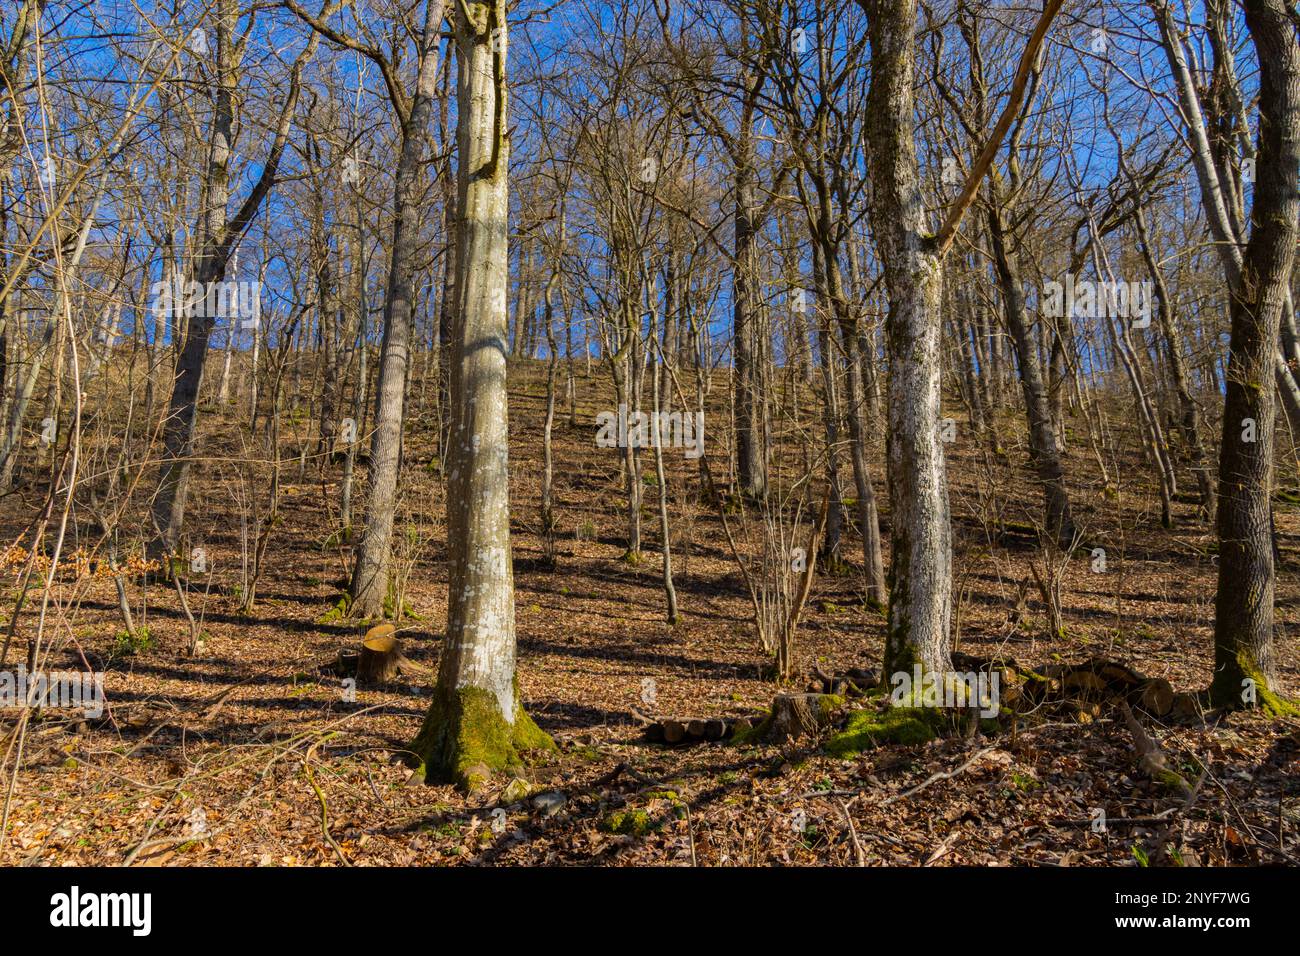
0,0,1297,878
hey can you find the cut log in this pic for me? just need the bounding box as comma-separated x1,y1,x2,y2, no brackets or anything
1091,660,1144,687
769,693,840,743
662,719,687,745
648,713,765,746
1133,678,1174,717
846,667,878,687
353,624,433,685
1062,670,1108,698
1170,692,1201,722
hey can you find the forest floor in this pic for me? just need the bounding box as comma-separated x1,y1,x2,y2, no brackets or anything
1,359,1298,866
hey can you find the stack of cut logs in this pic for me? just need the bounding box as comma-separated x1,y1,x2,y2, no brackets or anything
641,715,760,745
999,656,1194,722
805,666,877,698
638,654,1195,748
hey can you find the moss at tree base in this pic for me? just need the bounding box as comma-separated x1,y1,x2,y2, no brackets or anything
409,684,556,792
825,705,940,757
1208,650,1300,717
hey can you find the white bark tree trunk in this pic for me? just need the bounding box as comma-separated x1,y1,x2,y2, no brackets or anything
413,0,551,790
862,0,952,678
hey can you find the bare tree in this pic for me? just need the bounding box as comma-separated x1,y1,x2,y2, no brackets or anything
412,0,552,791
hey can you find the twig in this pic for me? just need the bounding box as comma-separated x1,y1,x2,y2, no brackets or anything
303,734,349,866
839,799,865,866
880,746,998,807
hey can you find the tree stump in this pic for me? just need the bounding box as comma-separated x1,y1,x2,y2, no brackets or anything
357,624,402,684
769,693,839,743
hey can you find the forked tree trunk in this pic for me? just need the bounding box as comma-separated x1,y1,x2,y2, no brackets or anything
151,4,239,556
1153,0,1300,432
1210,0,1300,713
150,3,311,558
413,0,552,790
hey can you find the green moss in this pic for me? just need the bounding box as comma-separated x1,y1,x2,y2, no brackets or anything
817,694,846,720
316,594,351,624
728,712,770,747
409,683,556,793
381,589,418,621
825,705,938,757
602,809,653,836
1155,768,1189,790
1010,771,1039,791
1209,648,1300,717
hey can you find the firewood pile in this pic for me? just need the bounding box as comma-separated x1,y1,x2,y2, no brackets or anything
975,654,1197,723
636,653,1197,749
804,666,878,697
637,713,761,746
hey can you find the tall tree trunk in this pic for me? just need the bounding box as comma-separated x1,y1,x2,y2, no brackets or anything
1210,0,1300,713
813,284,844,567
841,322,886,606
1153,0,1300,431
150,4,310,557
540,210,567,565
863,0,952,679
348,0,445,616
649,298,678,624
733,128,767,500
1134,205,1214,518
987,204,1075,547
413,0,552,790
